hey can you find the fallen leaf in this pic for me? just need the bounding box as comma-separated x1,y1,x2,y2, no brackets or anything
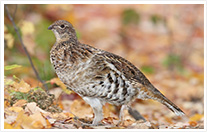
122,119,134,127
13,99,27,107
70,99,92,118
4,100,10,108
164,116,173,124
4,122,14,129
189,114,204,121
31,120,44,129
8,106,23,113
17,80,31,93
4,64,22,70
29,112,47,128
4,33,14,49
128,121,151,129
188,121,197,127
50,78,73,95
25,102,48,115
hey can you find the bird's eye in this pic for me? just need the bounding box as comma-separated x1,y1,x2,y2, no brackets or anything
60,24,65,28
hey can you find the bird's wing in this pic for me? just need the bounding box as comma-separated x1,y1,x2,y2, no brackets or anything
78,42,152,87
95,50,152,86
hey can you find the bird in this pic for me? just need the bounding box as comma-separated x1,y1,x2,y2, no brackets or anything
48,20,185,125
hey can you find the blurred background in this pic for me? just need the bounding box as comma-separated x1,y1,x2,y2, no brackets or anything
4,4,204,127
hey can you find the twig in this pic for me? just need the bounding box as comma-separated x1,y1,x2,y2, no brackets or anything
5,5,49,92
12,5,17,21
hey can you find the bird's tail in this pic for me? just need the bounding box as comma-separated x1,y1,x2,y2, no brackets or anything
157,93,185,116
144,86,185,116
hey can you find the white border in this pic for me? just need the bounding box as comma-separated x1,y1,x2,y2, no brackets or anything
0,0,206,4
204,1,206,131
1,0,206,132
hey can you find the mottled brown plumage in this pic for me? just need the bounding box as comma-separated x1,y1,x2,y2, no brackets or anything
48,20,185,125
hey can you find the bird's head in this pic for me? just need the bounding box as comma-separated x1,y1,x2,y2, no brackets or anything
48,20,77,42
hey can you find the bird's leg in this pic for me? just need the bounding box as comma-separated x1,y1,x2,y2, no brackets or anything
128,107,146,121
92,105,103,125
117,105,129,126
82,97,103,126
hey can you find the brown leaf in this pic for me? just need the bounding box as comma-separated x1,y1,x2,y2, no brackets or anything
4,100,10,108
70,99,93,118
188,121,197,127
24,102,48,115
29,112,47,128
12,80,31,93
13,99,27,107
8,107,23,113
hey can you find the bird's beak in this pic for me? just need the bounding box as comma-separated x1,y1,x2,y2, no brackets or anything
48,25,53,30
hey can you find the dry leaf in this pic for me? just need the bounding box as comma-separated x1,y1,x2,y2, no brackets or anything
14,103,50,129
25,102,48,115
189,114,204,121
18,80,31,93
50,78,73,95
8,107,23,113
4,100,10,108
4,122,13,129
11,79,31,93
29,112,47,128
4,33,14,49
70,99,93,118
13,99,27,107
188,121,197,127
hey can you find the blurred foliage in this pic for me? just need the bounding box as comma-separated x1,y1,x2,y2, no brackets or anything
4,64,22,70
35,19,55,51
140,65,155,74
4,4,204,93
162,54,184,73
122,9,140,25
150,14,163,25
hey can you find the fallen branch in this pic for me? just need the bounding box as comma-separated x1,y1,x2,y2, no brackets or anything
5,4,49,92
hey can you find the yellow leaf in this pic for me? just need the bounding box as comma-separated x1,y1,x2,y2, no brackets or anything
4,33,14,49
14,80,31,93
4,78,14,85
5,64,22,71
12,123,22,129
4,24,8,32
14,109,47,129
45,118,52,129
19,21,35,35
50,78,73,94
4,25,14,49
64,112,75,118
29,112,47,128
15,111,33,129
32,121,44,129
8,106,23,113
4,100,10,108
4,122,13,129
189,114,204,121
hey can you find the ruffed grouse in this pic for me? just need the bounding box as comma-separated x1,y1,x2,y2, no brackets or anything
48,20,185,125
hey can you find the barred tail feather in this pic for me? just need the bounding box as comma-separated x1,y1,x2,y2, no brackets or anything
157,93,185,116
163,99,185,116
137,85,185,116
